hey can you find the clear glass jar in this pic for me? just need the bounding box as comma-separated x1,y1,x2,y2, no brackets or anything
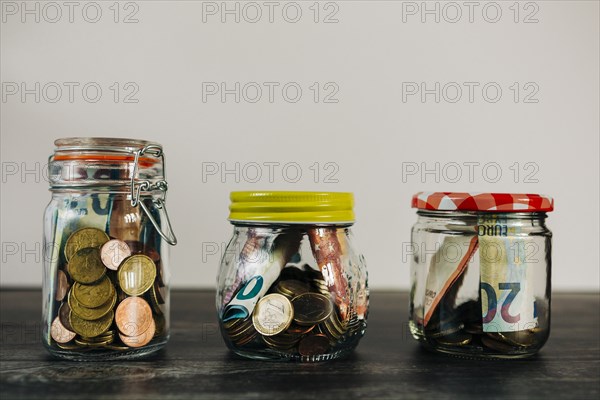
42,137,177,360
409,192,554,359
217,192,369,362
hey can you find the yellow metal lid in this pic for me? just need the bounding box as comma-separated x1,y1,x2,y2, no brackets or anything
229,191,355,224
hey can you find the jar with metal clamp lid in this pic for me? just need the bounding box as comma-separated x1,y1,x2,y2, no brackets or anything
42,137,177,360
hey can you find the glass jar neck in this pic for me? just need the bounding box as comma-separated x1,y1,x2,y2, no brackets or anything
48,137,164,190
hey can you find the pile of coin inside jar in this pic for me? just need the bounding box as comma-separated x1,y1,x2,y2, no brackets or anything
221,264,363,359
50,227,166,352
420,297,546,354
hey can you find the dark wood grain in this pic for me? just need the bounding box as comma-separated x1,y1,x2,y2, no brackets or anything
1,290,599,400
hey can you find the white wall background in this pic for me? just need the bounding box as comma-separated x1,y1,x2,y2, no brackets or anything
1,0,598,290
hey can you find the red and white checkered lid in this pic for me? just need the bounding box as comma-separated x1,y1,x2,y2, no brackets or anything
412,192,554,212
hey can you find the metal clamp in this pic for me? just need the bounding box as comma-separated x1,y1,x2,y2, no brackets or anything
130,144,178,246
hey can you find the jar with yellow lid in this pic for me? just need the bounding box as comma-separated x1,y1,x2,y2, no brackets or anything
217,191,369,362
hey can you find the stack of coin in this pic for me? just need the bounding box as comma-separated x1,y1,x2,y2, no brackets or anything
421,299,544,353
50,227,166,352
223,317,257,347
222,265,365,357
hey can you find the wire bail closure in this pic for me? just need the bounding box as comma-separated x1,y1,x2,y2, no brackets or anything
130,144,178,246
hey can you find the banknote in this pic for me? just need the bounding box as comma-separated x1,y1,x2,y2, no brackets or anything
222,232,302,322
423,235,479,327
479,215,537,332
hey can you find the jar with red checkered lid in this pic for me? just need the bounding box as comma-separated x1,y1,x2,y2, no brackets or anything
409,192,553,358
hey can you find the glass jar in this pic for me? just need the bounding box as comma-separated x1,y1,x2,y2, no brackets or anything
217,191,369,362
409,192,553,359
42,137,177,360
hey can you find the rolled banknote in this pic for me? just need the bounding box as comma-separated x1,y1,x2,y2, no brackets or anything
221,228,271,305
423,235,479,327
222,232,302,322
308,228,350,321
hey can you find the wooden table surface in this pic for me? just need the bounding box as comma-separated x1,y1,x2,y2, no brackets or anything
1,290,598,400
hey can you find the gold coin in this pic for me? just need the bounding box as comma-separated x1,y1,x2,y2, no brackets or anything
75,338,113,347
68,289,116,321
69,310,114,338
435,332,473,346
276,280,310,299
481,335,516,353
117,255,157,296
64,228,110,261
488,331,537,347
56,342,84,351
68,247,106,284
291,293,333,326
252,294,293,337
72,275,114,308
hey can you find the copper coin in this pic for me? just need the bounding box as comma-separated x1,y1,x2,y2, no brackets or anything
298,334,330,356
50,316,76,344
55,270,69,301
120,318,156,348
287,324,315,335
100,239,132,270
58,302,74,331
115,296,152,337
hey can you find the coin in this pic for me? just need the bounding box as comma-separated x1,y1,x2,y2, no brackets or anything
225,317,257,346
75,338,113,347
115,296,153,336
68,288,116,321
51,316,76,343
100,239,132,270
263,332,301,350
72,275,114,308
435,331,473,346
287,324,315,335
56,342,84,351
55,270,70,301
298,334,330,356
58,302,74,331
118,254,157,296
252,294,294,336
463,322,483,335
481,335,516,353
488,331,537,347
120,318,156,348
291,293,333,326
68,247,106,284
69,310,113,338
64,228,110,261
276,280,310,299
